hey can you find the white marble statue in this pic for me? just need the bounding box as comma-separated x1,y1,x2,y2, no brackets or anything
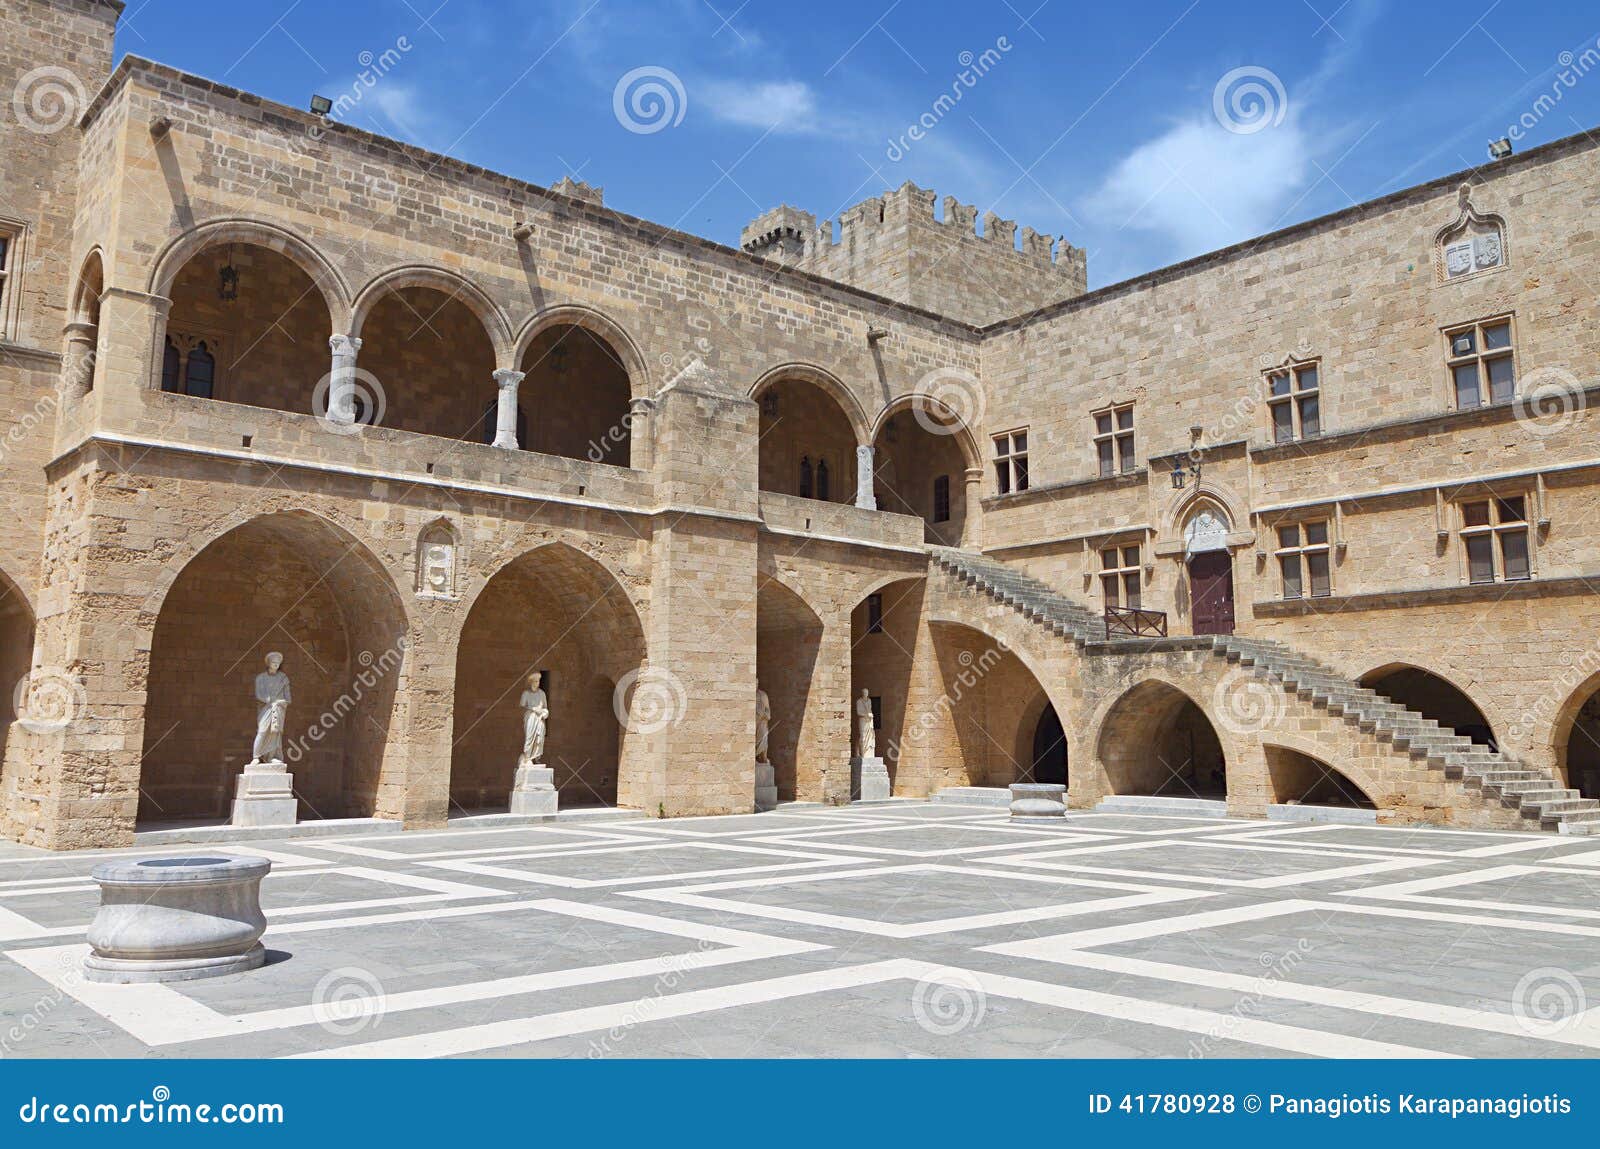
519,671,549,766
755,686,771,764
249,652,291,766
855,687,876,759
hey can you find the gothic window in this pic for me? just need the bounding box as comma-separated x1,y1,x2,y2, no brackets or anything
816,458,830,501
799,456,813,499
161,336,182,393
182,341,215,399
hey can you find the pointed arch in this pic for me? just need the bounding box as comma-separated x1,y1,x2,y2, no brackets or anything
0,562,37,778
1548,666,1600,799
1091,676,1231,799
1262,736,1379,811
70,248,105,326
870,392,981,471
352,265,514,365
1358,662,1498,749
750,363,871,445
149,218,352,330
511,304,652,397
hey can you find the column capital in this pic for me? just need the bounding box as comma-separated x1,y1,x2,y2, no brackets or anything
329,333,363,356
63,320,98,345
493,368,526,390
963,466,984,483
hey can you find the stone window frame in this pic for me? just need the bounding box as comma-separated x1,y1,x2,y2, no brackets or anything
0,217,26,342
1273,519,1333,600
1443,313,1516,411
1092,403,1136,478
161,326,229,399
1098,542,1143,609
1456,492,1533,585
1264,359,1322,444
992,428,1029,495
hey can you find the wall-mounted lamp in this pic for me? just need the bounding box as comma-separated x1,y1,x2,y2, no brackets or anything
1169,457,1202,489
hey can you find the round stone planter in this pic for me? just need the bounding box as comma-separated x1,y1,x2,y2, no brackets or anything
84,854,271,984
1009,782,1067,822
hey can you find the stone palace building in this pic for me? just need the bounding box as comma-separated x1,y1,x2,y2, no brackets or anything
4,0,1600,849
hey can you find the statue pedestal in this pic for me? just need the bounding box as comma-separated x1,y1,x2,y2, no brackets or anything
754,761,777,812
852,756,891,802
510,763,558,816
230,761,298,828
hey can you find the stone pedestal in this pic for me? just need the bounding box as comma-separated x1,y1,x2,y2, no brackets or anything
510,763,558,816
1009,782,1067,821
853,756,891,802
754,761,777,812
84,854,271,984
230,762,298,828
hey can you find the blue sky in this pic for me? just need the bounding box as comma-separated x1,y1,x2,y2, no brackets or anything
113,0,1600,287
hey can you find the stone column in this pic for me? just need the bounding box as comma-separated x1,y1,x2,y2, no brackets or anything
854,444,877,510
962,466,984,547
492,368,525,449
327,334,362,425
627,396,655,471
61,321,98,402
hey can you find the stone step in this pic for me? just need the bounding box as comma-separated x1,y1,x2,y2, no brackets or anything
1094,795,1228,819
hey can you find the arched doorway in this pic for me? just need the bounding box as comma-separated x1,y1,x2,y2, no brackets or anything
850,577,925,793
161,241,335,412
354,284,500,441
0,567,37,773
1096,680,1227,798
518,323,634,465
755,373,860,502
873,402,975,545
451,544,647,812
1182,507,1235,636
1265,745,1376,810
1550,674,1600,801
138,513,409,827
1359,665,1496,749
1031,703,1067,785
756,579,824,802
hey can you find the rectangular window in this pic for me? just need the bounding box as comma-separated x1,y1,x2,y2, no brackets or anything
1445,317,1515,409
1266,362,1321,442
1099,544,1142,610
1093,405,1136,477
866,593,883,634
932,475,951,523
1459,495,1530,584
0,231,11,323
992,430,1029,495
1275,520,1333,599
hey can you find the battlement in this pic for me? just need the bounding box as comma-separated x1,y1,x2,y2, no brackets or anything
740,181,1086,325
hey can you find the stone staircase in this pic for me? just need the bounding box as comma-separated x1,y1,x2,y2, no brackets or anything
930,546,1600,833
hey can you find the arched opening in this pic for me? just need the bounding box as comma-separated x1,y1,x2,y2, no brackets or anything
1096,680,1227,798
70,251,105,393
162,242,334,413
756,579,824,802
756,374,859,503
1551,675,1600,801
1180,504,1236,636
873,405,972,545
1265,745,1376,810
1031,703,1067,785
925,621,1062,789
1359,664,1496,749
518,324,633,466
0,567,37,773
850,577,925,794
138,513,408,827
451,544,646,813
357,285,498,441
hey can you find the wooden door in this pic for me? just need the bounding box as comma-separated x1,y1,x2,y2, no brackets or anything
1188,551,1235,635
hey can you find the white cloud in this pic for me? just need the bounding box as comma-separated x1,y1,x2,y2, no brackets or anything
701,79,820,134
1087,113,1311,260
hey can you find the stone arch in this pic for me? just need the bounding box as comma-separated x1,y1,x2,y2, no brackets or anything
450,541,648,812
869,393,981,471
1090,676,1232,800
1262,737,1379,811
1358,662,1498,749
756,576,825,802
65,248,106,396
351,265,514,366
1163,482,1245,540
70,248,105,326
871,394,979,545
511,304,652,397
0,563,37,777
1541,669,1600,800
149,218,352,329
1012,689,1067,787
137,510,411,826
750,363,871,445
754,366,865,503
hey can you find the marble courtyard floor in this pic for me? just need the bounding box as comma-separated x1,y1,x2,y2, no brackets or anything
2,802,1599,1058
